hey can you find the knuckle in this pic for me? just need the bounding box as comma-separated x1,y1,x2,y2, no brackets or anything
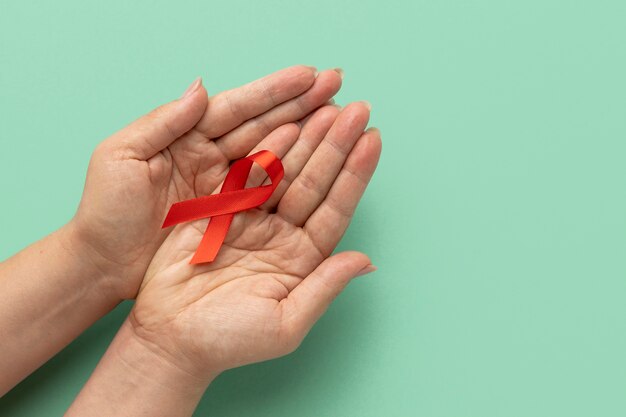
259,78,278,107
297,170,324,196
252,116,272,138
224,91,246,121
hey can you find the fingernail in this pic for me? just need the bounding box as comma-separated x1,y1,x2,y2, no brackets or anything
305,65,319,78
362,100,372,111
356,264,377,277
332,67,345,79
327,98,336,105
366,126,380,134
181,77,202,99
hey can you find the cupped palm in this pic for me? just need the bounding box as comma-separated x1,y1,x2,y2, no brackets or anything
130,102,382,379
73,67,341,298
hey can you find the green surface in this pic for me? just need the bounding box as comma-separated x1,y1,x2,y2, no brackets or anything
1,1,626,416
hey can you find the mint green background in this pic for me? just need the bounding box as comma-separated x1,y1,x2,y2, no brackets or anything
1,1,626,416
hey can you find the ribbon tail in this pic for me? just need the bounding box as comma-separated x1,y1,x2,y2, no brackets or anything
190,213,234,264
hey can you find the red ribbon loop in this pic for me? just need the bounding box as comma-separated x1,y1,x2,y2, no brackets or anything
162,150,284,264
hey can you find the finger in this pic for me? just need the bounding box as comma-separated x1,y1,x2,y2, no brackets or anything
261,105,340,210
280,251,375,340
276,102,371,226
295,102,341,140
106,78,208,160
299,99,338,126
214,69,343,161
195,65,317,139
304,128,382,256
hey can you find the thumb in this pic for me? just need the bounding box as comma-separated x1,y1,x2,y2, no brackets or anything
284,251,376,338
107,77,208,160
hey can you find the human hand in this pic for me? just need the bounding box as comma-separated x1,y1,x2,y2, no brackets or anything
70,66,342,299
128,102,381,382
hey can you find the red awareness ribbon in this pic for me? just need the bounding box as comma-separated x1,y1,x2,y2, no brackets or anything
162,150,284,264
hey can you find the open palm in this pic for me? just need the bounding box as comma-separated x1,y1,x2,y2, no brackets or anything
130,102,381,379
73,66,342,298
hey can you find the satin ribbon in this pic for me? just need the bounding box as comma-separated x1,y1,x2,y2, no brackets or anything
162,150,284,264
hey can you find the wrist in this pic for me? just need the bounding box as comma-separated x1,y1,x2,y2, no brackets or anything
61,219,129,301
118,318,217,391
0,222,126,394
67,318,214,417
126,311,223,384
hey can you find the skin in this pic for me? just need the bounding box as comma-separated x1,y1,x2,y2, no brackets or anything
66,101,382,416
134,102,380,373
0,65,342,394
74,65,343,299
